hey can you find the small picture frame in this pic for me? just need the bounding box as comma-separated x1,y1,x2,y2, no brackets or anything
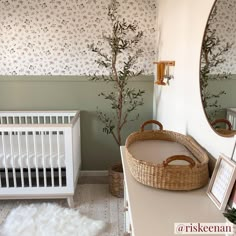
207,154,236,211
231,139,236,163
228,182,236,209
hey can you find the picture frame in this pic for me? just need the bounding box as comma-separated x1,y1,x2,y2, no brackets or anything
228,182,236,209
231,138,236,163
207,154,236,211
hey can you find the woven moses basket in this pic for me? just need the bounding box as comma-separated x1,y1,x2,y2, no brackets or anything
125,120,209,191
211,118,236,136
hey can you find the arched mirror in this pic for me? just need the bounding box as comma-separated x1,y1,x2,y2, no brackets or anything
200,0,236,137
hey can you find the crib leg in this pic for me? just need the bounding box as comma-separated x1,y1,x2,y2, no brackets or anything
67,196,75,208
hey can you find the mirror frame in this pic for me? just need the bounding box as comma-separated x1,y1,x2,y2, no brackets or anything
200,0,236,138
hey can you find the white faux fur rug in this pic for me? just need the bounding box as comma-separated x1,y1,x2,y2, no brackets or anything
0,203,106,236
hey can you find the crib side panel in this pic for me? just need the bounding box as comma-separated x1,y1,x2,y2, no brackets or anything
227,109,236,130
0,111,80,200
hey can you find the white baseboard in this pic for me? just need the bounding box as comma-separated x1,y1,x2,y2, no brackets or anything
80,170,108,176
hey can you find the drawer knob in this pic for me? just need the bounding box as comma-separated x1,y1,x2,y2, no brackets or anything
124,233,131,236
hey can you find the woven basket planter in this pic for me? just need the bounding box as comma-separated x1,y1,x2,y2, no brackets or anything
109,163,124,198
125,120,209,191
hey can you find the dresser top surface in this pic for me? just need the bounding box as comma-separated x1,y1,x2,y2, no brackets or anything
121,146,225,236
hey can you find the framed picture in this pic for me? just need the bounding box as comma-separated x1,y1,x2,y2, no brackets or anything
231,139,236,163
207,154,236,211
228,182,236,209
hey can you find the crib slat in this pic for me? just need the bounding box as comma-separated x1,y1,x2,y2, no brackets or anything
0,134,2,187
2,132,9,188
41,132,47,187
49,131,54,187
17,132,24,187
25,132,32,187
57,131,62,187
9,132,17,188
33,131,39,187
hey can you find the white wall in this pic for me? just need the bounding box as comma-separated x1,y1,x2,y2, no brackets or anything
154,0,236,159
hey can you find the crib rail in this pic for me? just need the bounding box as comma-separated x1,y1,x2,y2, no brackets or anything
0,110,79,127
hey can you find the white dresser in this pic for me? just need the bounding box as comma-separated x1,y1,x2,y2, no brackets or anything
120,146,225,236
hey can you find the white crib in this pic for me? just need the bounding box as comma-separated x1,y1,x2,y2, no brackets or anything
227,108,236,130
0,111,81,208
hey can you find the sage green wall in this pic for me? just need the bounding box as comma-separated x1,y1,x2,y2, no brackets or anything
0,76,153,170
208,75,236,120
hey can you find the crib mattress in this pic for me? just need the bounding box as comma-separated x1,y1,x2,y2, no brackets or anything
0,134,65,168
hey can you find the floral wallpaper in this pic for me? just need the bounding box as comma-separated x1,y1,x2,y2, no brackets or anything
0,0,157,75
210,0,236,74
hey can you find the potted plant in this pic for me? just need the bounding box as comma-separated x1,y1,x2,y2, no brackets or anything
88,0,145,197
223,207,236,236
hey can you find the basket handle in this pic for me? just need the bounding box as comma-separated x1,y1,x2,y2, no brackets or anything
163,155,195,168
211,118,233,130
140,120,163,132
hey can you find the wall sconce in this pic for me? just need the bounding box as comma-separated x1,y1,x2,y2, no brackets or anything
153,61,175,85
